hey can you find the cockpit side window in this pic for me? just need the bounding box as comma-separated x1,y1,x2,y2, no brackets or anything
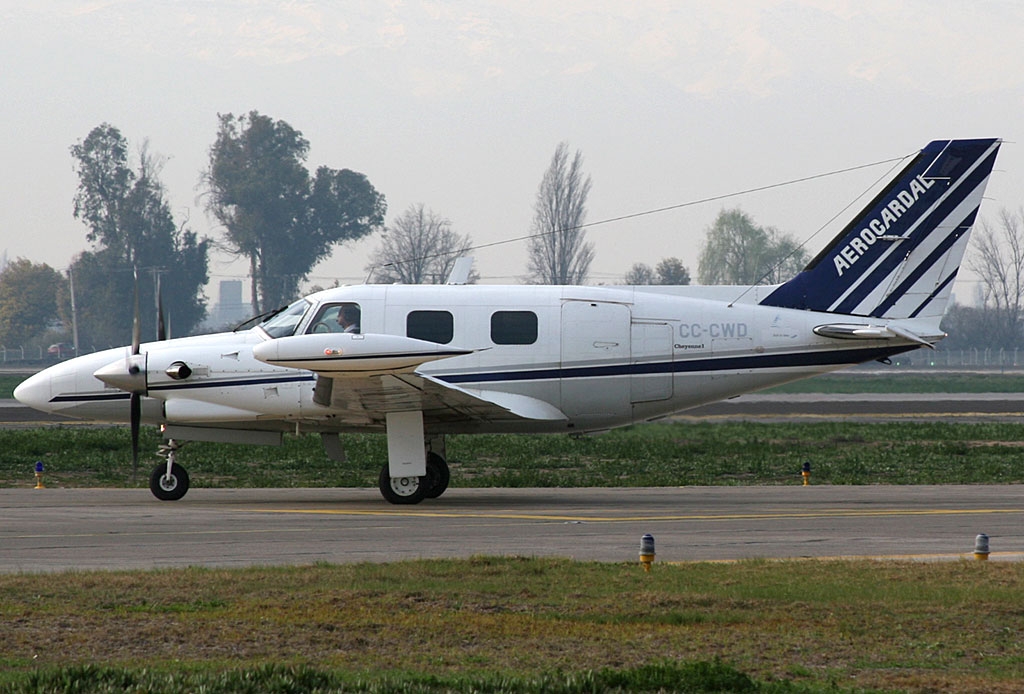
259,299,311,338
307,302,361,334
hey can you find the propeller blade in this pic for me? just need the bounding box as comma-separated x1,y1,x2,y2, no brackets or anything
157,275,166,341
130,392,141,474
132,266,141,356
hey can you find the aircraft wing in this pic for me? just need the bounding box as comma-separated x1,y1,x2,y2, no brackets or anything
312,372,567,428
253,332,567,427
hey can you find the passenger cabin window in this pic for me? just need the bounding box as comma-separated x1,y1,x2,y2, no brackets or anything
491,311,537,345
406,310,453,344
307,302,361,334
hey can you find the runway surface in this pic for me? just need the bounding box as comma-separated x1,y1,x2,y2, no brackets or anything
4,394,1024,572
3,486,1022,573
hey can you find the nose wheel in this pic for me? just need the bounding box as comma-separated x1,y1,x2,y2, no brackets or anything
150,439,190,501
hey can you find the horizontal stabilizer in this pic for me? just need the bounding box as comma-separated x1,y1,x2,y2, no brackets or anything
813,323,937,348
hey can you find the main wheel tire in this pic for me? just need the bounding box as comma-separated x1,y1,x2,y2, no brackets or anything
424,452,450,499
150,462,190,501
378,464,428,505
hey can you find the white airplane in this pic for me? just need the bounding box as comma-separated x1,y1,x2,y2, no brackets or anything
15,138,1001,504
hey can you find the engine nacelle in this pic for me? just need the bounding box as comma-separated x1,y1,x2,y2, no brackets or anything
252,332,473,374
165,361,193,380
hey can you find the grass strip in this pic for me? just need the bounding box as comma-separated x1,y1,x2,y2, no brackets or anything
1,558,1021,692
2,660,811,693
4,421,1024,489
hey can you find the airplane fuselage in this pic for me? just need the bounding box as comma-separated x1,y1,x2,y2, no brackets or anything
20,283,919,435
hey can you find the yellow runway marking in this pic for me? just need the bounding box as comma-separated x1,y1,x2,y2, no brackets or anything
8,527,317,540
247,507,1024,523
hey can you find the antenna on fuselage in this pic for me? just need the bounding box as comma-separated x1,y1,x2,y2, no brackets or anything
445,257,474,285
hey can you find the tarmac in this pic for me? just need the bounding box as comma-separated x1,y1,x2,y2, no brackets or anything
3,393,1023,572
2,485,1022,573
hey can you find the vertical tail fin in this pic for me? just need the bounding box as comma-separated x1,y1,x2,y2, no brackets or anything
760,138,1001,318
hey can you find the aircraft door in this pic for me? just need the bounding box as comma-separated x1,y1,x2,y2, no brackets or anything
560,301,631,423
630,321,673,403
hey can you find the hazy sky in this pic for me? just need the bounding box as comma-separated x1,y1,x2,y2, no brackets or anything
3,1,1023,304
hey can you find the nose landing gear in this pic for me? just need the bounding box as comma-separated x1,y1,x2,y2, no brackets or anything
150,439,190,501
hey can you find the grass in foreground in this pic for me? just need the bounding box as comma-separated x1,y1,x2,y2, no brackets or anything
4,420,1024,490
1,558,1022,693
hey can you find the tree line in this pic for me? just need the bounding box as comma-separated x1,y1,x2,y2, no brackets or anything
0,114,1021,354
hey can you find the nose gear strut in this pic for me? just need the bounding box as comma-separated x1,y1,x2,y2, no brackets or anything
150,438,191,501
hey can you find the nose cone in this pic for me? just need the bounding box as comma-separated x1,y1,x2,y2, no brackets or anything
14,370,53,413
93,353,147,393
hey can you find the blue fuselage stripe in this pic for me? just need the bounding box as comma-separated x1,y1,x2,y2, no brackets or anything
439,345,913,385
49,374,316,403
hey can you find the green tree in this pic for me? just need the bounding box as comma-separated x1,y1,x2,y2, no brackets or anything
70,125,209,346
526,142,593,285
0,259,65,346
655,257,691,285
71,124,134,260
367,204,476,284
204,111,387,312
697,209,807,285
938,302,989,351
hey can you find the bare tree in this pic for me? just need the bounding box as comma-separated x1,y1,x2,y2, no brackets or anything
624,257,691,285
624,262,655,285
367,203,475,284
968,207,1024,348
526,142,593,285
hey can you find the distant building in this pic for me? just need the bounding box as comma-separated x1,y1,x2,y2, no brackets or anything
206,280,249,328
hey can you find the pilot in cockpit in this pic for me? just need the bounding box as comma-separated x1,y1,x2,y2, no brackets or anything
336,303,361,334
308,302,361,334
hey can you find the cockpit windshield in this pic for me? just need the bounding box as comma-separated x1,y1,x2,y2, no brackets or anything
258,299,311,338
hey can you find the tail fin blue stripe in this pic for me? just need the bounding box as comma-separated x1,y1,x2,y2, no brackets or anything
759,138,1000,318
868,207,978,317
909,271,957,319
831,152,995,315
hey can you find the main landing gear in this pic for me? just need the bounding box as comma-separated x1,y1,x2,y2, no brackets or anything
378,451,450,505
150,439,190,501
145,434,450,506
